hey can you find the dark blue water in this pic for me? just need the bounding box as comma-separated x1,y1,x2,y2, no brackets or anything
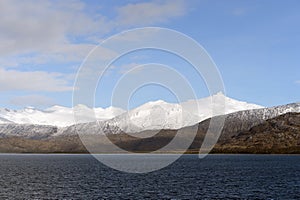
0,154,299,199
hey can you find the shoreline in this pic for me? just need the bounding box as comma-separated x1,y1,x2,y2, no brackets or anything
0,152,299,155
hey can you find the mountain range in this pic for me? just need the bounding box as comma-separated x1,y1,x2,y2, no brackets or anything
0,92,262,130
0,93,299,153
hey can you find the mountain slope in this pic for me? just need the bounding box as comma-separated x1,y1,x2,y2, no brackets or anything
105,103,300,153
60,102,297,138
0,117,13,124
197,102,300,142
0,124,58,139
213,112,300,153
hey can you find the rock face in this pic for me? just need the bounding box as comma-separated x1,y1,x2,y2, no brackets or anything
213,112,300,153
201,102,300,142
0,124,57,139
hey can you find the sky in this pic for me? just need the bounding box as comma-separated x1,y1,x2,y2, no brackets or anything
0,0,299,109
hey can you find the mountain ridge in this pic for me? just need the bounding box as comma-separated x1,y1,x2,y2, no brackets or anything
0,101,298,140
0,111,299,154
0,93,263,132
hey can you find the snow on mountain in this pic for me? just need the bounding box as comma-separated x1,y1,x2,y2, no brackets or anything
61,101,299,137
208,102,300,142
0,93,263,131
83,93,264,134
181,92,263,121
104,100,201,133
0,105,125,127
0,93,298,138
0,116,14,124
0,124,57,139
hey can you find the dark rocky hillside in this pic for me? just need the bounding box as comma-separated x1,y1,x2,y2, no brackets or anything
212,112,300,153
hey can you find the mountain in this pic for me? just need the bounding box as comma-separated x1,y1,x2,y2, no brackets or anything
0,95,299,154
0,111,299,154
52,93,263,136
0,97,297,140
0,124,57,139
87,112,300,154
0,93,263,132
0,116,13,124
93,102,300,153
101,100,200,133
0,105,125,127
180,92,263,120
212,112,300,153
57,102,300,154
197,102,300,142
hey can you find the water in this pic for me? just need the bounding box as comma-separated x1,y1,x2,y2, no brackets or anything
0,154,299,199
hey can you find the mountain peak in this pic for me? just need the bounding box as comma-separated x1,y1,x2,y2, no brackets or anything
213,91,225,97
135,100,169,109
148,100,168,104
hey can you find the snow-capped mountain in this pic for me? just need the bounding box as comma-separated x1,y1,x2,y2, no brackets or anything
199,102,300,142
181,92,263,120
0,99,299,139
0,116,14,124
59,101,299,138
99,93,263,133
0,105,125,127
0,92,263,130
102,100,201,133
0,124,57,139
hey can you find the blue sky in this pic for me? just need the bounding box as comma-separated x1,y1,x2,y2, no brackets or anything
0,0,299,109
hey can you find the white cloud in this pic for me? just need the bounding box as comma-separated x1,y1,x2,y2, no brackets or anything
0,0,190,66
0,0,189,58
115,0,187,26
9,95,56,107
1,1,185,67
0,0,191,106
0,0,111,55
295,80,300,84
0,68,73,92
0,43,118,69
